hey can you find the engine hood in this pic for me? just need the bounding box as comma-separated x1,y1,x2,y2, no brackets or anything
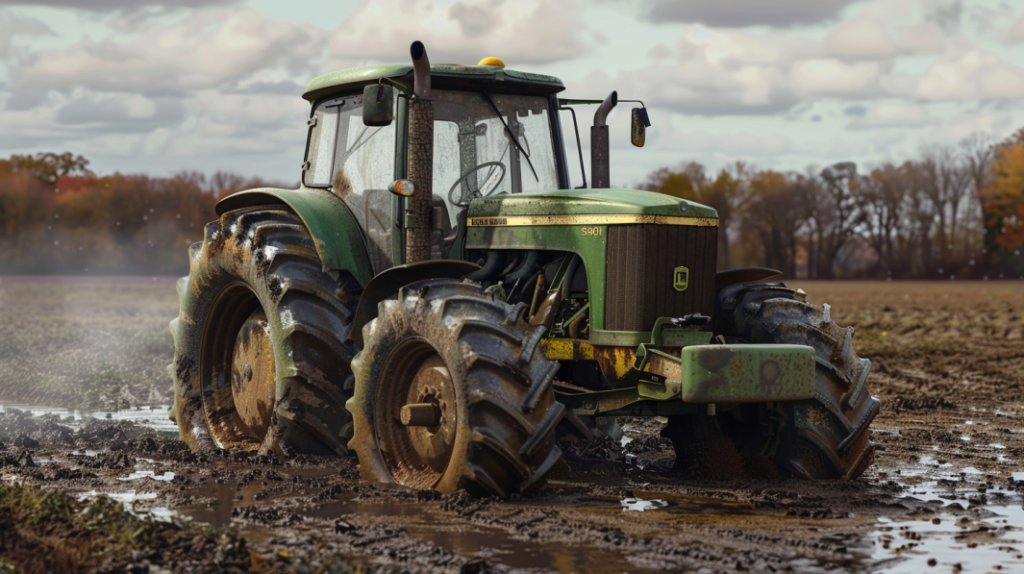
467,188,718,220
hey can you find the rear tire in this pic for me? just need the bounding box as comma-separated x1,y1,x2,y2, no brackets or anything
169,207,360,457
666,282,879,480
347,279,564,498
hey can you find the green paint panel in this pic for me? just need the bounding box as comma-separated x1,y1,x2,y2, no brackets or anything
679,344,816,403
216,188,374,287
304,65,412,101
468,189,718,219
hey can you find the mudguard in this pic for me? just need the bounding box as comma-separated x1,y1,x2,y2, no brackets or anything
715,267,782,292
217,187,374,286
347,260,480,347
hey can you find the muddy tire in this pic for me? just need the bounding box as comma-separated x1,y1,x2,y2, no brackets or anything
347,279,564,498
667,282,879,480
169,207,361,457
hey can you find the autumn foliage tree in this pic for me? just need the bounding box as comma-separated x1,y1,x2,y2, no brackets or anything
981,132,1024,257
0,153,282,274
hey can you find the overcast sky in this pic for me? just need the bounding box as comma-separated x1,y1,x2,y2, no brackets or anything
2,0,1023,187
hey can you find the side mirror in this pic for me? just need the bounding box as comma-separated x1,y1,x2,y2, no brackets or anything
363,84,394,126
631,107,650,148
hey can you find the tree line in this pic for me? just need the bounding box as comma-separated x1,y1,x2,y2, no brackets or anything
2,134,1023,278
642,130,1024,280
0,153,278,274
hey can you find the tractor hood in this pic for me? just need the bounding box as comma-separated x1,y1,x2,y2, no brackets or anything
467,188,718,220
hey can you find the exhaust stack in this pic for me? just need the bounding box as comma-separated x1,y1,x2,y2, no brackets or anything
591,91,617,189
406,41,433,263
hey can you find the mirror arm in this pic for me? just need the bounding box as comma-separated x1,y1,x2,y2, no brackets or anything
620,99,651,129
379,76,412,95
559,106,588,189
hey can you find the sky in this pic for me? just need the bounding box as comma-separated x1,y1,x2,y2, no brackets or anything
2,0,1024,187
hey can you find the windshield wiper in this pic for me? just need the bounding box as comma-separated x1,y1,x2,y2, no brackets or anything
481,90,538,182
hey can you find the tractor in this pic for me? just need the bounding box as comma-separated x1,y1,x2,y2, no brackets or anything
169,42,879,498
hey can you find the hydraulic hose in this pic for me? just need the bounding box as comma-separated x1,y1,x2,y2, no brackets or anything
505,250,539,282
467,250,503,281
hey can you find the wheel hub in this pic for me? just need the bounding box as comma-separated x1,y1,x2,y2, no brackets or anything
229,309,276,439
405,356,456,467
375,345,458,488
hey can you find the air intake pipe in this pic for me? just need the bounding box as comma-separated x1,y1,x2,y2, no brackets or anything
591,91,617,189
406,41,433,263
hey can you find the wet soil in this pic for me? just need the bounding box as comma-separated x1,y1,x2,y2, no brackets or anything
2,278,1024,573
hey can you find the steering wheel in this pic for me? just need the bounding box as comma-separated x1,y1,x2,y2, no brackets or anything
448,161,507,207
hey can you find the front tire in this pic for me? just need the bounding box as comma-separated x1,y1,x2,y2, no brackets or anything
170,207,360,457
347,279,565,498
666,282,880,480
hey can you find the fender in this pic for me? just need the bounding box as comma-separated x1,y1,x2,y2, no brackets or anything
348,260,480,348
715,267,781,292
217,187,374,286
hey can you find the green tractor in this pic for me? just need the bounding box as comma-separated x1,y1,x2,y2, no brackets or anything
169,42,879,498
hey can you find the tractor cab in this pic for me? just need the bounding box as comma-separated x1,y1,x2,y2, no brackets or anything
299,61,568,272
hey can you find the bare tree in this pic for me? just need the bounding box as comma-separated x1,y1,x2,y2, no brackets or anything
919,145,975,273
807,162,861,279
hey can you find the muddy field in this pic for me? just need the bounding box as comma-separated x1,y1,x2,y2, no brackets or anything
1,277,1023,573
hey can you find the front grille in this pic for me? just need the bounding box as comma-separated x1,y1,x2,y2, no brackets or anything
604,224,718,332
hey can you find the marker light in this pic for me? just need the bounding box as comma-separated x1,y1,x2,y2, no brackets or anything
478,57,505,68
388,179,415,197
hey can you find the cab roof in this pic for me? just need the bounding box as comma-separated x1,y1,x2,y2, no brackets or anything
302,64,565,103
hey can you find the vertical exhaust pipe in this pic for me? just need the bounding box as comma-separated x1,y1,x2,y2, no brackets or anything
406,41,433,263
591,91,617,189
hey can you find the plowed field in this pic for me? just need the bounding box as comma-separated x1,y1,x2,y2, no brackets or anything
1,278,1023,574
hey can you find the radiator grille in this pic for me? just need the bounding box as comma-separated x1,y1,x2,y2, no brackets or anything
604,224,718,332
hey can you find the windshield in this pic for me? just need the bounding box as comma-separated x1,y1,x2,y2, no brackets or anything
431,90,559,223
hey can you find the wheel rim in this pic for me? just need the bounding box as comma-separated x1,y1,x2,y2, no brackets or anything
200,284,268,451
229,309,276,439
374,340,458,489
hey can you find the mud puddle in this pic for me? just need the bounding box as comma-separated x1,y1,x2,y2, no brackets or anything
306,497,654,574
870,457,1024,573
0,402,177,434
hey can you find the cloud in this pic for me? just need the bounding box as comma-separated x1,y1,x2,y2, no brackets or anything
846,102,937,130
825,16,897,60
638,0,862,28
923,0,963,34
925,110,1014,144
844,104,867,117
0,11,52,57
221,80,305,96
326,0,588,66
55,92,187,133
893,24,945,55
1007,14,1024,44
911,46,1024,101
12,8,324,93
586,6,1024,119
789,59,883,98
587,23,893,116
0,0,237,11
3,88,52,111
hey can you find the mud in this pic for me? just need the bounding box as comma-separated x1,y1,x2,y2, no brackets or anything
1,278,1024,573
